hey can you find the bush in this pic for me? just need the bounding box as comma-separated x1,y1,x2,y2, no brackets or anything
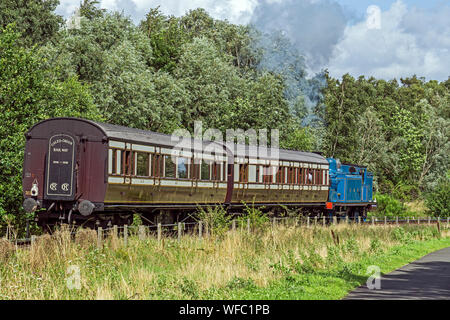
237,202,270,231
371,193,409,218
425,177,450,217
196,205,232,237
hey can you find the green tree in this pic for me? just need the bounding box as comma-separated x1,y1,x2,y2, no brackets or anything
0,0,63,46
0,25,101,233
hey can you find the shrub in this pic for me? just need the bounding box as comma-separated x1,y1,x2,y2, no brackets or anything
371,193,409,218
237,202,269,231
196,205,232,237
425,177,450,217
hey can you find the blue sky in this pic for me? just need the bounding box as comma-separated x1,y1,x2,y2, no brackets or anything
57,0,450,81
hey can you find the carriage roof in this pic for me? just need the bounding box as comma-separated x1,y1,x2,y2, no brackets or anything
29,118,329,165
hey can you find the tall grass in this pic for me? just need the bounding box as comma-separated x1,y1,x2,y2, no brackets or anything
0,223,448,299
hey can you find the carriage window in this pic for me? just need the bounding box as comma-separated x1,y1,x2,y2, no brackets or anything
136,153,150,177
256,165,260,183
287,167,295,184
239,164,248,182
263,166,272,183
307,169,313,185
152,154,163,177
177,157,189,179
201,160,210,180
111,149,118,174
276,167,285,184
191,160,200,179
212,162,222,181
164,155,176,178
122,150,133,175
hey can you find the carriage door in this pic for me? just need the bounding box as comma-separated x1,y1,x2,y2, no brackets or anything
123,145,133,185
45,134,76,200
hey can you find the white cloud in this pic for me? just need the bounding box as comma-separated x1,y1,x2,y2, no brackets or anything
127,0,257,24
328,0,450,81
56,0,257,24
55,0,450,81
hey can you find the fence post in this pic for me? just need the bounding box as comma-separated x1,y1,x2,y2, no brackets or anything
428,216,431,225
447,217,449,227
307,217,310,228
97,227,103,248
345,216,349,224
417,217,419,225
247,218,250,234
407,217,410,224
138,225,145,240
26,220,30,239
124,225,128,247
323,216,326,227
333,216,337,225
372,217,375,226
157,223,162,243
437,217,440,225
384,216,387,225
205,222,209,238
396,216,399,226
232,220,236,232
358,216,361,225
113,225,118,239
31,235,36,246
314,216,318,227
178,222,182,241
199,221,203,239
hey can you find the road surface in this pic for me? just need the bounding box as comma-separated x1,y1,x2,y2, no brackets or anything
345,246,450,299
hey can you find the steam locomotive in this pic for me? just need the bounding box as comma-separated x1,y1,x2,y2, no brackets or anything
22,118,374,229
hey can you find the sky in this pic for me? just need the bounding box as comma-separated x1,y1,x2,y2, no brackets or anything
56,0,450,81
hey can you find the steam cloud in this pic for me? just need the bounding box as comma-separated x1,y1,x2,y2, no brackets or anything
250,0,348,72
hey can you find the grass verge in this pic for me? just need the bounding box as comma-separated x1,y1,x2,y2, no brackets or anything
0,223,449,300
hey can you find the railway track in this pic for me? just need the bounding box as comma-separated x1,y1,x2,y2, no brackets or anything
5,216,449,247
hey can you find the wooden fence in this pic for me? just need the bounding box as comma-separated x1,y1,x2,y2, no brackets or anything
4,216,450,247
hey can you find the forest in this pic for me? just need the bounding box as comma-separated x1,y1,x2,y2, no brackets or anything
0,0,449,232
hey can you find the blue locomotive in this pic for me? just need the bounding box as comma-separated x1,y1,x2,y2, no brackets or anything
326,158,374,217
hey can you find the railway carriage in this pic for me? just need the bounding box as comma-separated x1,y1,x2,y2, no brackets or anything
22,117,374,229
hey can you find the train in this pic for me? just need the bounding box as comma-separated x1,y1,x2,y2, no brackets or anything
22,117,375,229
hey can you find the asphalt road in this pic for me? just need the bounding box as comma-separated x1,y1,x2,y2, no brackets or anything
344,247,450,300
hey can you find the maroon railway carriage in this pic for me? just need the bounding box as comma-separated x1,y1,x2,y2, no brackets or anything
23,118,330,229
